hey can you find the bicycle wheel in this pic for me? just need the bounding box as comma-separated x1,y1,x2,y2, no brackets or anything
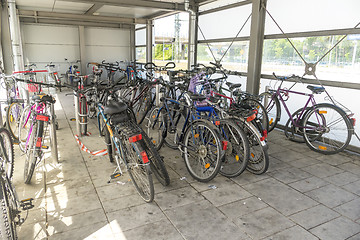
0,181,18,240
0,128,14,179
136,89,155,125
218,119,249,178
79,97,87,135
18,106,31,153
235,118,269,175
49,104,58,163
183,119,223,182
6,102,23,141
243,98,269,133
284,107,311,143
259,92,280,132
141,130,170,186
302,103,352,155
145,107,165,150
24,122,39,184
124,138,154,202
104,126,114,162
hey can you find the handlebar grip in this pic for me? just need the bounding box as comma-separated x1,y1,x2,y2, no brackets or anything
165,62,176,69
144,62,157,70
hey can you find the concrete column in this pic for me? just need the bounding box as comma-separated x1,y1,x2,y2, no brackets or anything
1,2,13,73
187,5,198,69
78,25,87,74
146,20,153,63
246,0,267,95
130,25,136,61
7,0,24,72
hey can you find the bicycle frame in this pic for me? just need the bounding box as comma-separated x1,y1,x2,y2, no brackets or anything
23,102,47,150
269,87,317,129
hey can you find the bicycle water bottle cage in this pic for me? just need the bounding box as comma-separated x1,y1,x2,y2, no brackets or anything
307,85,325,94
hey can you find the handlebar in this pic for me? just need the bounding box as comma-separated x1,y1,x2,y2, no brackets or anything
272,72,301,81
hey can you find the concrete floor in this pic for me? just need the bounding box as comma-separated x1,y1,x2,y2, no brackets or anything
13,90,360,240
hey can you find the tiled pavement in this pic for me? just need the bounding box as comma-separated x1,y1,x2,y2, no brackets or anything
13,90,360,239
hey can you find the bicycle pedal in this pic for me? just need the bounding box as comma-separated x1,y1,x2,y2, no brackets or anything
42,145,49,149
70,118,76,121
20,198,34,210
110,173,122,179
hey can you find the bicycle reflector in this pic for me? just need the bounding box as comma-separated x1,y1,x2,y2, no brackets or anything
36,115,49,122
140,151,149,163
246,113,256,122
351,118,356,127
222,140,228,150
215,121,220,126
260,130,268,141
129,134,142,143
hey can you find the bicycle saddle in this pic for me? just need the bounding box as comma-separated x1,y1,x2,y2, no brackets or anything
226,82,242,90
104,101,128,115
307,85,325,94
32,94,55,103
189,93,206,101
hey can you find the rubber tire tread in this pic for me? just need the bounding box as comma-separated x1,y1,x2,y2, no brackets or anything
0,128,14,179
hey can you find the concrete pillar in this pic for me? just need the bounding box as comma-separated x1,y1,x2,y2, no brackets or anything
7,0,24,72
146,20,153,63
78,25,86,74
246,0,267,95
187,5,198,69
130,25,136,62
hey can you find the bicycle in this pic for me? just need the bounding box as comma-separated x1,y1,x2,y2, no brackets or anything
17,79,59,183
145,84,225,182
97,100,155,202
0,128,34,239
260,73,354,154
0,66,25,142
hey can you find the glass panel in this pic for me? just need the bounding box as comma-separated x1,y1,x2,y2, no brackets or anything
262,36,360,83
154,13,189,69
136,47,146,62
265,0,360,34
197,41,249,71
198,4,251,40
135,29,146,46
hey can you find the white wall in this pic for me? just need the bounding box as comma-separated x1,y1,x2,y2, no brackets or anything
21,23,131,75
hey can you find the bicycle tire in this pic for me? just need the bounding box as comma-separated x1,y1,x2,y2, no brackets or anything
24,122,39,184
0,181,18,240
141,130,170,186
49,103,58,163
164,105,186,149
218,119,250,178
145,106,165,150
259,92,280,132
302,103,352,155
6,102,23,141
136,89,155,125
80,97,87,136
18,106,31,153
0,128,14,179
183,119,223,182
284,107,311,143
233,117,269,175
104,126,114,162
124,139,154,202
242,98,269,133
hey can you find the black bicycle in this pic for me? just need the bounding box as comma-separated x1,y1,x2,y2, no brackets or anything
0,128,34,239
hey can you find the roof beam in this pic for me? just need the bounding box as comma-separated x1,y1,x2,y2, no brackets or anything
18,10,147,24
85,3,104,15
58,0,186,11
143,11,179,20
20,17,131,29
